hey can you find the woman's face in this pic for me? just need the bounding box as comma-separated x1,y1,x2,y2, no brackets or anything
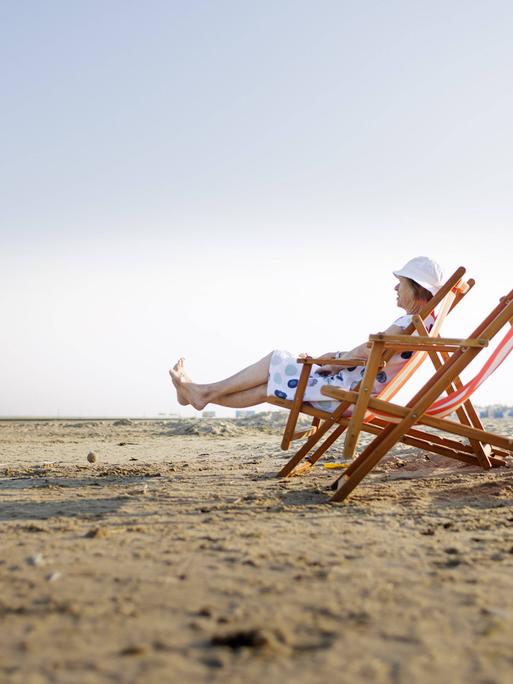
394,277,416,312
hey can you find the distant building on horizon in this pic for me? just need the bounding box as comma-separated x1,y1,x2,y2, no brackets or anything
202,410,216,419
235,410,256,419
477,405,512,419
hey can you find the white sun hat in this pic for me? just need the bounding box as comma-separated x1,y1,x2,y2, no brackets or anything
393,256,445,295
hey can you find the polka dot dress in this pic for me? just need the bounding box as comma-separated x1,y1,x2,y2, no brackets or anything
267,314,434,413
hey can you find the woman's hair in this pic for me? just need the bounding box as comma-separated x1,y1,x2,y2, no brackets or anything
406,278,433,302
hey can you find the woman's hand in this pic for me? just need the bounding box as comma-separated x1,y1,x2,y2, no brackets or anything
315,364,339,377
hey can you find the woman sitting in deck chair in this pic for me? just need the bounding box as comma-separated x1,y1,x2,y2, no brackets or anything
169,257,444,413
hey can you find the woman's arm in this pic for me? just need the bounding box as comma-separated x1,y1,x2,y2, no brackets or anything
317,323,405,376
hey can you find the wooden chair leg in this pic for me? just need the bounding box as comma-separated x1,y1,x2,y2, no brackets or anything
343,341,384,458
305,423,348,466
277,401,352,477
331,423,400,502
281,362,312,450
277,417,337,477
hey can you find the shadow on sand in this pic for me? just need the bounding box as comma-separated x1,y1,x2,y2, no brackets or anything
0,496,129,521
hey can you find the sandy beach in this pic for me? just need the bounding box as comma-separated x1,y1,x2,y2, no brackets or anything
1,416,513,684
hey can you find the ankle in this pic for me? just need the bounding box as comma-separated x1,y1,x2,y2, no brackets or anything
191,387,209,411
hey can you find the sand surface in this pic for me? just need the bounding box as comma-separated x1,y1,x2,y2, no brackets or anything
1,416,513,684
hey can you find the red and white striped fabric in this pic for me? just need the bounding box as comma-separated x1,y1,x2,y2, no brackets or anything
425,323,513,418
370,323,513,423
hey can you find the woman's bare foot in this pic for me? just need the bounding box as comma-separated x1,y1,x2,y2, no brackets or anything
169,358,191,406
169,358,209,410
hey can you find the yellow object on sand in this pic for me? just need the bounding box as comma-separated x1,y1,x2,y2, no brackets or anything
323,462,349,470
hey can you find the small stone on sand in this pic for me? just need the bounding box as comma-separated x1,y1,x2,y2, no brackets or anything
26,554,45,567
84,527,109,539
87,451,97,463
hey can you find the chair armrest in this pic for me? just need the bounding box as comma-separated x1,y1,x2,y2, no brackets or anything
367,334,488,352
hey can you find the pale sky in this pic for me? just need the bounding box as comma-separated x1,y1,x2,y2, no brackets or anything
1,1,512,417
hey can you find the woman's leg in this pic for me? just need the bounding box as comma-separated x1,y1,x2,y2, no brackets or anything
204,384,268,409
169,353,273,411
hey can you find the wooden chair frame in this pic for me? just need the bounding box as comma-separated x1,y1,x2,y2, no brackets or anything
268,267,478,478
328,289,513,502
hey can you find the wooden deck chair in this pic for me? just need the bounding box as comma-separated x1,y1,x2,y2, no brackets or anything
326,289,513,502
268,267,474,478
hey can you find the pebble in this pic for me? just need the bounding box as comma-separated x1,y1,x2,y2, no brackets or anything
84,527,109,539
119,644,147,656
26,554,45,567
87,451,97,463
201,655,225,668
46,571,62,582
210,627,290,652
